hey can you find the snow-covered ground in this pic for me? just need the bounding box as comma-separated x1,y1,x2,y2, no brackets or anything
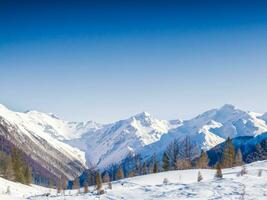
0,176,54,200
1,160,267,200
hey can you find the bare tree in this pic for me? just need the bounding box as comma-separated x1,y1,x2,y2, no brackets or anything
62,177,67,195
182,136,197,162
73,177,80,194
166,139,180,169
57,178,62,195
196,150,209,169
103,171,110,183
175,136,197,169
83,181,89,193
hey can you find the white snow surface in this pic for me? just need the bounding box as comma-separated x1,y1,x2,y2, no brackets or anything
0,104,90,166
66,112,181,168
140,104,267,160
0,176,54,200
0,105,102,141
1,160,267,200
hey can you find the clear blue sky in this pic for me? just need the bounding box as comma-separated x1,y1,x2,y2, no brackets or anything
1,1,267,123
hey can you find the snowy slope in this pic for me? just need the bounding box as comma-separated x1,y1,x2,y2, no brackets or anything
0,105,102,141
140,104,267,160
0,177,54,200
176,104,267,143
2,160,267,199
0,104,103,162
66,112,182,168
1,103,267,172
0,104,181,171
0,104,89,179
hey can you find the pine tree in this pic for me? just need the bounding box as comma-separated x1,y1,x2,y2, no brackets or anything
196,150,209,169
222,137,235,168
49,178,54,189
11,148,26,183
57,178,62,194
95,171,102,191
215,163,223,179
116,165,124,180
48,178,54,193
197,171,203,182
141,162,147,175
255,143,264,159
24,166,32,185
162,152,170,171
245,142,266,163
134,155,141,176
88,171,95,186
153,160,158,173
234,148,244,166
3,155,14,181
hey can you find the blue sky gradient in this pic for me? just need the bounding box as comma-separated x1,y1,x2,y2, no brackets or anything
1,1,267,122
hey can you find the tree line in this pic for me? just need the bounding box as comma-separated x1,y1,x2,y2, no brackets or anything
0,147,32,185
66,136,246,194
0,135,248,192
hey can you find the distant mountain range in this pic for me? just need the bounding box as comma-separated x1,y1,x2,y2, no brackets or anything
1,103,267,179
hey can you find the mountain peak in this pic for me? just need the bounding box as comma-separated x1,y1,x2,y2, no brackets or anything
48,113,60,119
133,111,151,119
0,104,8,110
220,104,236,110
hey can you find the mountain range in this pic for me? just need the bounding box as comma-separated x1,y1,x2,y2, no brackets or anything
0,103,267,179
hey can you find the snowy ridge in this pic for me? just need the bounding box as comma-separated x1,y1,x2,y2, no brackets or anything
140,104,267,160
0,104,90,179
66,112,181,168
1,103,267,171
0,105,89,164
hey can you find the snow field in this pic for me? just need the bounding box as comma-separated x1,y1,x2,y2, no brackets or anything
1,160,266,200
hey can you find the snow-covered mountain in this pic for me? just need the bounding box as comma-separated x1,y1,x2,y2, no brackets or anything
66,112,182,168
0,104,95,179
1,103,267,173
0,104,180,173
140,104,267,160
